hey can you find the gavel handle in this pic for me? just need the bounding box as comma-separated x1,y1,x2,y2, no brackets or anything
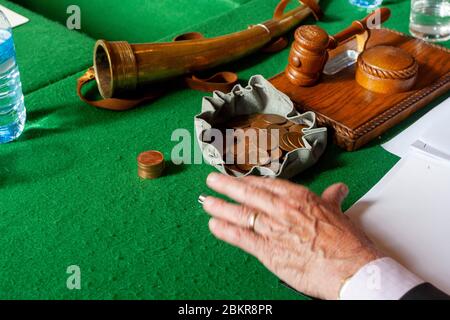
328,7,391,49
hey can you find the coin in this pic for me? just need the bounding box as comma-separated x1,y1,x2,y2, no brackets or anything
267,125,288,145
280,132,296,152
137,150,165,179
236,147,271,173
215,113,298,174
289,124,307,133
270,148,283,162
224,164,247,174
137,166,165,179
236,162,255,172
259,114,287,125
257,128,281,151
250,119,271,129
297,135,305,148
223,142,237,163
267,124,288,133
235,128,258,148
227,115,252,129
138,150,164,167
253,148,271,166
282,120,295,128
247,113,261,122
233,139,252,165
286,132,304,149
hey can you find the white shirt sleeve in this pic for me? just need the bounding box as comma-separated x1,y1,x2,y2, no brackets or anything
340,257,424,300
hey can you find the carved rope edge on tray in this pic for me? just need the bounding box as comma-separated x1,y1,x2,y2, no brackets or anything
352,28,450,139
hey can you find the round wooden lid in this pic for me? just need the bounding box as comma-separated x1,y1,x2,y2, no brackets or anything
295,25,329,51
359,46,418,79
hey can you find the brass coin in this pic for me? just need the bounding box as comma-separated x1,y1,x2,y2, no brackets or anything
286,132,304,149
236,162,255,172
250,119,271,129
289,124,308,134
225,164,247,174
243,148,271,167
227,139,249,162
270,147,283,162
234,128,259,147
138,167,164,179
297,135,305,148
259,114,287,125
282,120,296,128
137,151,164,167
247,113,261,122
137,164,165,172
255,148,271,166
266,125,288,145
267,124,289,135
280,132,296,152
137,150,165,179
234,141,256,166
257,128,282,151
223,142,238,163
227,115,252,129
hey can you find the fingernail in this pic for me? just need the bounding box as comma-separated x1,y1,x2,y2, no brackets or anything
198,194,207,205
207,172,220,184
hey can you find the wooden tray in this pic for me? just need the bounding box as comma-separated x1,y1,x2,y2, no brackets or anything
270,28,450,151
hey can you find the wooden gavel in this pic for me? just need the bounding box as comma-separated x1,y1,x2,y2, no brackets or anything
286,8,391,86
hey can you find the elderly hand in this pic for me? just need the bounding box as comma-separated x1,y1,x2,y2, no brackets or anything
201,173,383,300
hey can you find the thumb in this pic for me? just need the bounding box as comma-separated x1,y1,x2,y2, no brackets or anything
321,183,349,209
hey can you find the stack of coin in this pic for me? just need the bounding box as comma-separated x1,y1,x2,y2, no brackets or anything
137,151,165,179
213,113,307,174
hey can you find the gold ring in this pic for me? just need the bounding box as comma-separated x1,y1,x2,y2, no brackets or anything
248,212,259,232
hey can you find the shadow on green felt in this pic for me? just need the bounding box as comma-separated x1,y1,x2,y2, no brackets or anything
383,0,409,5
0,142,76,188
164,162,187,177
20,97,141,141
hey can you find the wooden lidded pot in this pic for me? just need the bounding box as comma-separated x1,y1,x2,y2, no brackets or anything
356,45,419,94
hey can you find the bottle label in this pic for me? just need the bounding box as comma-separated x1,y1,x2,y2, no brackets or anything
0,30,15,65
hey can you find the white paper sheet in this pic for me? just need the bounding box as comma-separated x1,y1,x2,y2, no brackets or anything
346,150,450,294
0,5,29,28
382,97,450,158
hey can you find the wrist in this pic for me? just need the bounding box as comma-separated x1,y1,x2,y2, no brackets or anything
334,247,384,300
339,257,424,300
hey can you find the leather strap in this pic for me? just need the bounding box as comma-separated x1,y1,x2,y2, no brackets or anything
77,69,237,112
274,0,323,20
77,67,159,111
184,72,238,93
77,0,322,111
173,32,239,94
266,0,322,53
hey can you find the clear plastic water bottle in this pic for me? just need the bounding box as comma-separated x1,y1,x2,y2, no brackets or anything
0,10,25,144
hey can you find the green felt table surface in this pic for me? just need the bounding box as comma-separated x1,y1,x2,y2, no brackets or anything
0,0,94,94
0,0,449,299
13,0,254,42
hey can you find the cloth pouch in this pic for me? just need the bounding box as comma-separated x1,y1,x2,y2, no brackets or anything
194,75,327,179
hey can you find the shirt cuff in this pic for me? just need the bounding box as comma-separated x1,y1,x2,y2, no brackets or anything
340,257,424,300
